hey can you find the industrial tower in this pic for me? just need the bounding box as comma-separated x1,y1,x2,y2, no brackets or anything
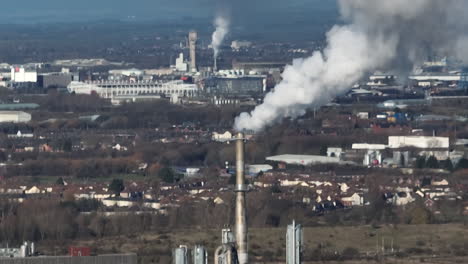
235,132,248,264
189,31,198,72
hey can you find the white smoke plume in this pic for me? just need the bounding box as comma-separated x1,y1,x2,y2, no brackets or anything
211,15,230,60
235,0,468,132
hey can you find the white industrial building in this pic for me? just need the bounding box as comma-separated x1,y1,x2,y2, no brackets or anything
388,136,449,149
352,144,387,167
266,154,347,166
67,80,199,99
10,67,37,83
0,111,32,123
108,68,144,77
231,40,253,51
175,53,188,72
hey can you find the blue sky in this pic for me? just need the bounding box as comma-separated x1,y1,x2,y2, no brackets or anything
0,0,338,24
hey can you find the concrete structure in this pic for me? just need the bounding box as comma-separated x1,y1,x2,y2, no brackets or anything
0,111,31,123
232,61,286,72
173,246,189,264
266,154,342,166
409,74,460,82
10,67,37,83
286,221,303,264
109,68,144,77
110,95,162,106
393,151,411,167
192,246,208,264
189,31,198,72
38,73,73,88
212,97,240,106
388,136,449,149
204,76,266,96
327,147,343,158
231,41,252,51
352,144,387,150
175,53,188,72
67,80,198,99
235,132,248,264
363,150,383,167
214,228,237,264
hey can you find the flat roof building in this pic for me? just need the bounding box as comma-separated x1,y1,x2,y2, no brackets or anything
0,111,31,123
266,154,344,166
388,136,449,149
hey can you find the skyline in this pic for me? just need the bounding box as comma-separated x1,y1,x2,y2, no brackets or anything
0,0,337,24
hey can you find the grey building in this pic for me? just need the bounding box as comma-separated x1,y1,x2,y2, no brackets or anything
204,76,265,96
38,73,73,89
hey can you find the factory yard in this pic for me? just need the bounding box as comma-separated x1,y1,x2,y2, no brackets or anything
48,224,467,263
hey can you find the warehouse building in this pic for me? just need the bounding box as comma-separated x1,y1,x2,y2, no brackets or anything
266,154,348,166
204,76,266,96
38,73,73,89
0,111,32,123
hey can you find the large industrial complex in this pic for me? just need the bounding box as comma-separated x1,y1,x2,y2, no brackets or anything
0,3,467,263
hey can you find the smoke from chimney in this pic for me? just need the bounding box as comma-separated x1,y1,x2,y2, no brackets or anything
211,15,230,63
234,0,468,132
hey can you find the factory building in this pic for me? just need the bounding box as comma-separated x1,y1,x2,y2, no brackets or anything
37,73,73,89
175,53,189,72
388,136,450,161
67,80,199,99
204,76,266,96
232,61,286,72
266,154,345,166
388,136,449,149
108,68,144,77
10,67,37,83
0,111,32,123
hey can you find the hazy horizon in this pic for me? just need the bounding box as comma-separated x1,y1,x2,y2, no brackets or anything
0,0,338,25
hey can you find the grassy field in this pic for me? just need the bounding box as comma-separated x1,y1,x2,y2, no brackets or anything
38,224,468,264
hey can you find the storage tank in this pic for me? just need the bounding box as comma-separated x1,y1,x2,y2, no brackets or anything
173,246,189,264
192,245,207,264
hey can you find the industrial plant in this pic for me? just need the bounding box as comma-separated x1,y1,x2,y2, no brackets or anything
172,133,304,264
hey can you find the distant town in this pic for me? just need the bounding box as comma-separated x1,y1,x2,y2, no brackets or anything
0,9,466,264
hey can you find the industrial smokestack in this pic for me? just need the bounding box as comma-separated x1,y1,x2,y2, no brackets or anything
189,31,198,72
235,132,248,264
214,56,218,72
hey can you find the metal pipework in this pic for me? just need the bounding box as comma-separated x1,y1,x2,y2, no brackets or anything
235,132,248,264
214,245,234,264
214,56,218,72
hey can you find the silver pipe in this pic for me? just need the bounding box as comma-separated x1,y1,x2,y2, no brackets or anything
235,132,248,264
